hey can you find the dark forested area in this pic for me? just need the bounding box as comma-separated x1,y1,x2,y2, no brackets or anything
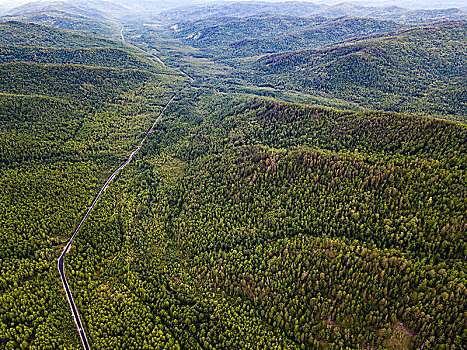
62,91,466,349
0,3,466,350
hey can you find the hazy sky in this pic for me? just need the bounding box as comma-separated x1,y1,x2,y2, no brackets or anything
0,0,466,9
0,0,32,7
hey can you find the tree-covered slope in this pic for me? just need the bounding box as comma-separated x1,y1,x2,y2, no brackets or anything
1,10,118,36
0,21,187,349
251,21,467,121
172,15,409,58
0,3,466,350
171,15,328,47
60,90,466,349
0,45,164,72
0,21,182,75
0,21,124,49
228,16,410,57
0,0,120,36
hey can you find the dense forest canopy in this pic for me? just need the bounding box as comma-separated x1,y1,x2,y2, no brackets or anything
249,21,467,121
0,19,188,349
172,16,411,57
0,1,466,349
0,21,124,49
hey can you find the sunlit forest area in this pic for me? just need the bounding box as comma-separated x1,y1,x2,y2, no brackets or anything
0,1,466,349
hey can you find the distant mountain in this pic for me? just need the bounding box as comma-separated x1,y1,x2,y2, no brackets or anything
1,1,120,36
315,3,467,23
172,15,411,57
354,0,467,9
228,16,411,57
0,21,123,48
159,1,467,24
1,10,118,35
171,15,329,47
159,1,327,23
6,1,108,19
4,0,199,20
4,1,466,37
0,0,205,35
251,21,467,121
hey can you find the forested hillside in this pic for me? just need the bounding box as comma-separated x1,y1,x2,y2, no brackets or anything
130,7,467,122
0,46,164,72
171,15,329,47
0,1,466,349
251,21,467,121
158,1,467,23
0,21,187,349
228,17,409,57
0,0,120,36
173,16,410,57
62,91,466,349
0,21,125,49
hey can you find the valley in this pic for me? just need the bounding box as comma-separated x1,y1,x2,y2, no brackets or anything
0,1,465,349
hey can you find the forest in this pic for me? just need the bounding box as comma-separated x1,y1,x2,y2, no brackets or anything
0,20,188,349
0,21,124,49
61,91,466,349
130,15,466,122
248,21,467,121
0,1,466,349
173,16,410,58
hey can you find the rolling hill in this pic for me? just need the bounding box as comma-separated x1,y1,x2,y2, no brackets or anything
171,15,329,48
172,15,410,58
60,88,467,349
0,2,466,349
1,0,120,36
159,1,467,24
228,16,410,57
251,21,467,121
0,20,187,349
0,20,124,49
